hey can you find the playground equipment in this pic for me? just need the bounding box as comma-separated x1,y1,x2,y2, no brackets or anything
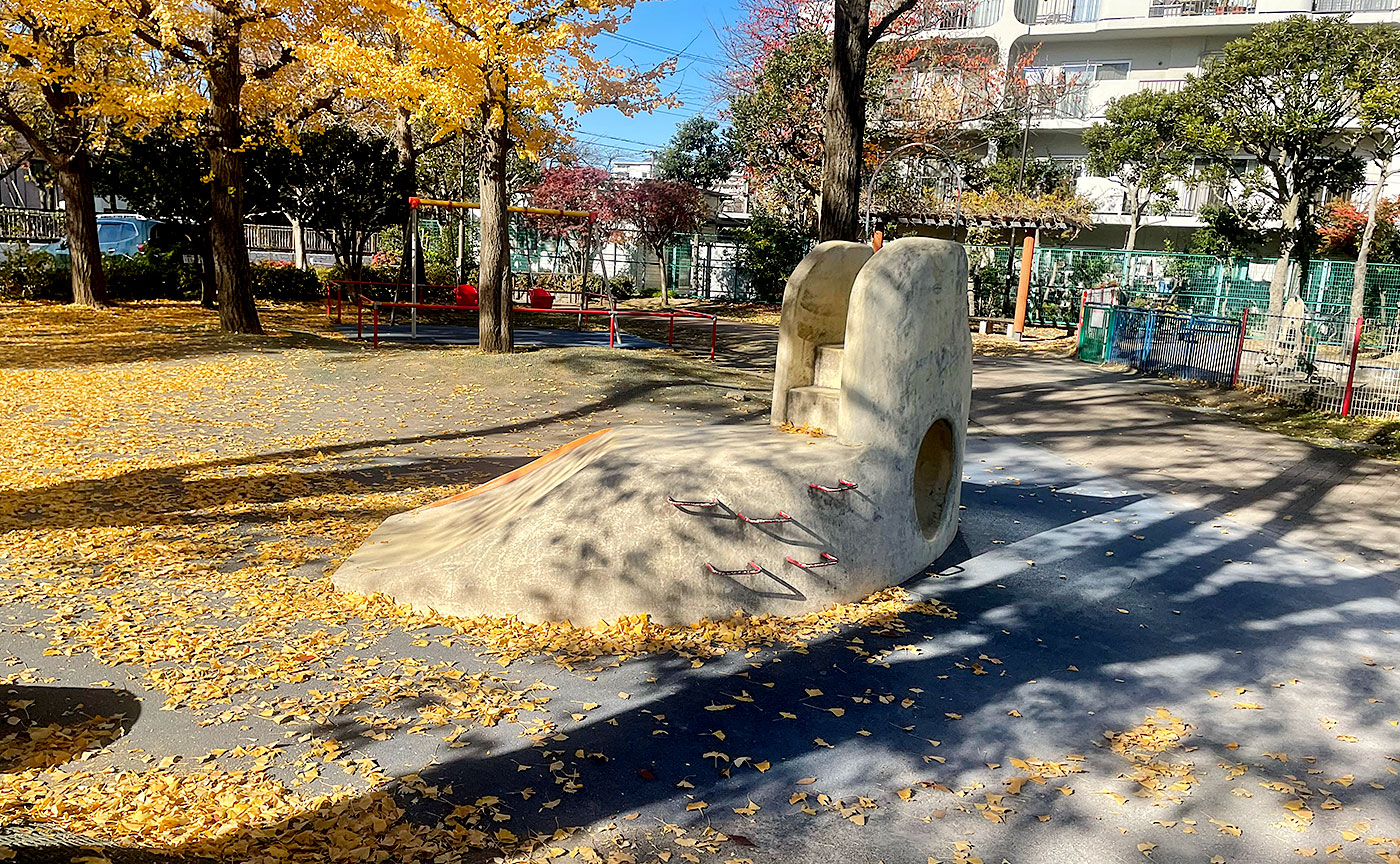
323,196,722,355
334,237,972,625
326,282,719,356
405,197,595,337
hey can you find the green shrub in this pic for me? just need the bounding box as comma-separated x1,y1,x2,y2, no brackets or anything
0,247,201,302
733,216,813,303
320,264,402,287
0,245,68,301
104,251,200,300
1,246,327,304
596,273,634,302
250,261,322,301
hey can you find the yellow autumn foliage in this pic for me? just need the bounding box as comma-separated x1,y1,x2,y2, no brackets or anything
304,0,674,156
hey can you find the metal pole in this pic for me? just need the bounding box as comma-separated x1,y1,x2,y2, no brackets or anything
1342,314,1364,416
1076,288,1087,358
410,205,419,338
1016,82,1033,190
456,135,466,285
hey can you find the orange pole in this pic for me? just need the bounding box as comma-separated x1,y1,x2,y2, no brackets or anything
1012,234,1035,338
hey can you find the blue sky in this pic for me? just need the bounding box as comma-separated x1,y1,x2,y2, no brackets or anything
571,0,745,165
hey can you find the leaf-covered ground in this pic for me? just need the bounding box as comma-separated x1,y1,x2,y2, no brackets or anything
2,301,1397,864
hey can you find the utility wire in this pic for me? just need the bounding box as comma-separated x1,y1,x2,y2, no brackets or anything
599,31,725,67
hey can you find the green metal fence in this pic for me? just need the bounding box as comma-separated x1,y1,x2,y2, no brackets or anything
966,244,1400,327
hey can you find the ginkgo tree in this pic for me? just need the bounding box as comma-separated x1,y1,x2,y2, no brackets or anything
311,0,671,353
0,0,180,306
120,0,338,334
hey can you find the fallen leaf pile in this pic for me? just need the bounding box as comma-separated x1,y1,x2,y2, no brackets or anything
1104,708,1199,803
0,766,504,861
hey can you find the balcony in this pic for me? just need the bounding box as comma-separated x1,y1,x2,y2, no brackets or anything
1031,87,1093,119
1025,62,1135,120
1014,0,1101,23
917,0,1003,29
1139,79,1186,93
1147,0,1257,16
1313,0,1391,11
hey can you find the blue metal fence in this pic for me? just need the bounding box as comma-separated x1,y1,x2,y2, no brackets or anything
1084,305,1244,385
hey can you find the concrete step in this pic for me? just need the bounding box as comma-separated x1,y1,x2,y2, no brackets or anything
813,343,844,389
785,385,839,435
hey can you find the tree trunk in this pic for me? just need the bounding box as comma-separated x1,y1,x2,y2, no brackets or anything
54,153,109,307
393,105,425,285
817,0,870,243
207,8,261,334
657,244,672,305
289,213,306,269
1125,189,1143,253
354,229,372,283
477,102,513,353
1268,193,1302,315
1350,173,1387,324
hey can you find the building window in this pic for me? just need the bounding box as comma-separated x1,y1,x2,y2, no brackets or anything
1051,157,1089,179
1025,61,1130,118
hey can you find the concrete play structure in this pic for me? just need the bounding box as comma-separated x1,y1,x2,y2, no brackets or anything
334,238,973,625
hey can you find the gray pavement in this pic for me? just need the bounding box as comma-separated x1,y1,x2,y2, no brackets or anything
972,355,1400,574
3,335,1398,863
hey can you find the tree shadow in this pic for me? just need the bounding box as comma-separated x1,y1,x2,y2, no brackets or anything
0,369,769,535
972,355,1400,570
0,685,140,773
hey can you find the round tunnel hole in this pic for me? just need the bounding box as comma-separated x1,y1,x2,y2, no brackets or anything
914,418,956,540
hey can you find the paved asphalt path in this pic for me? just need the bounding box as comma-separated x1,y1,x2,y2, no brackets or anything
4,340,1398,864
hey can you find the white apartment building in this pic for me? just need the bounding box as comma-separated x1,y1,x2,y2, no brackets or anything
929,0,1400,250
608,158,752,218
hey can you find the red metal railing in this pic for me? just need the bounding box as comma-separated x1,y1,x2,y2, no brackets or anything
337,288,719,360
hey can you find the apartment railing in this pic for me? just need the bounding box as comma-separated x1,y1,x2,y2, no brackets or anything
920,0,1002,29
1140,79,1186,93
1096,182,1203,217
1015,0,1101,23
1030,86,1093,119
1148,0,1257,15
1313,0,1391,11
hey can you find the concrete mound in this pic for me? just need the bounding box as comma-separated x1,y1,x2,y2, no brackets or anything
334,238,973,625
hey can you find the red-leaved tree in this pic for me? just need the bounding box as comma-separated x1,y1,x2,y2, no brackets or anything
527,166,621,291
611,179,705,305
